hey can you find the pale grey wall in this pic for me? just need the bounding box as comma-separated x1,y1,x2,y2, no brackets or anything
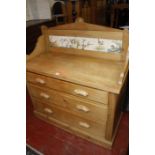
26,0,53,21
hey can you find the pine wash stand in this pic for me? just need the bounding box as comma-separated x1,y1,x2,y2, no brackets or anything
26,18,129,149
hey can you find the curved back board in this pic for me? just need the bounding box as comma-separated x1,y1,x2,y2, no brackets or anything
41,18,129,61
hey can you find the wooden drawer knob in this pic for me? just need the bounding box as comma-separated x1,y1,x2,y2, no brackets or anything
44,108,53,114
40,92,50,99
74,89,88,97
35,78,45,84
79,121,90,128
76,105,90,112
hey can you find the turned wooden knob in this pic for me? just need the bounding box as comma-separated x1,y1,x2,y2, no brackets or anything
55,72,60,76
120,72,124,78
40,92,50,99
79,122,90,128
35,78,45,84
74,89,88,97
44,108,53,114
75,17,84,23
118,80,123,85
76,105,90,112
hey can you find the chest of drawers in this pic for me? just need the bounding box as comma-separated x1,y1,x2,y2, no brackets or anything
26,18,128,149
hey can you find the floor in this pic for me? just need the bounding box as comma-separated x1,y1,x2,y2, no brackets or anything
26,92,129,155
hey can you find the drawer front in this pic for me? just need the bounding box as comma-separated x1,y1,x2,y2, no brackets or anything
28,84,108,123
33,100,106,139
27,72,108,104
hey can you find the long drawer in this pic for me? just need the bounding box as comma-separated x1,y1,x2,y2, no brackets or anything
27,72,108,104
28,83,108,123
33,100,106,139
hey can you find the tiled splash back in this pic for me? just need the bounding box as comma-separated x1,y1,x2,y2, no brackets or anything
49,35,122,53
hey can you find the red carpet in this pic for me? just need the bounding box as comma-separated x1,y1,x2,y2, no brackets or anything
26,91,129,155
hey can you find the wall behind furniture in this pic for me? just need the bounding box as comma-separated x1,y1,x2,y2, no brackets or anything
26,0,52,21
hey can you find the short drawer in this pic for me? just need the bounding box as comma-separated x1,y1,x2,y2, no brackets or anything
27,72,108,104
28,84,108,123
33,101,106,139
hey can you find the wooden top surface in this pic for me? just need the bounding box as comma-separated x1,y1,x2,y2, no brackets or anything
27,52,125,94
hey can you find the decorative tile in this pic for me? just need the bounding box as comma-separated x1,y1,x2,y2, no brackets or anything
49,35,122,53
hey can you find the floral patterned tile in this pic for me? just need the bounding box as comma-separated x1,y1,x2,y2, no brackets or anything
49,35,122,53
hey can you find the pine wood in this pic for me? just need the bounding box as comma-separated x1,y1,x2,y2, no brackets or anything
26,52,124,94
47,29,123,40
33,100,107,142
34,110,112,149
105,93,119,140
27,72,108,104
26,35,46,61
51,20,122,31
26,18,129,149
27,83,108,123
49,47,123,61
41,19,127,61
